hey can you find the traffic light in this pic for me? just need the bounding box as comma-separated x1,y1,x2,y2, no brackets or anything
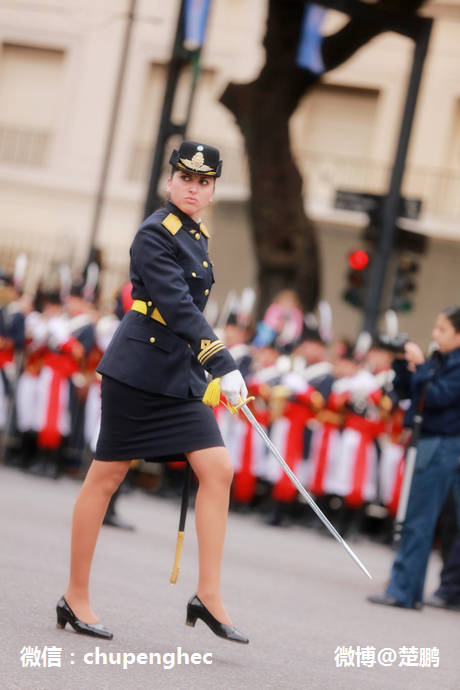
342,249,371,308
391,255,419,312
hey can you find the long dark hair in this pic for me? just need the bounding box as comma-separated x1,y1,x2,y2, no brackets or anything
441,306,460,333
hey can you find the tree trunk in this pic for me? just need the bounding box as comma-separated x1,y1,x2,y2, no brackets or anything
221,1,320,315
220,0,428,318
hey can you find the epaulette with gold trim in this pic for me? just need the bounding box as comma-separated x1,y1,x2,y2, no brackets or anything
162,213,182,235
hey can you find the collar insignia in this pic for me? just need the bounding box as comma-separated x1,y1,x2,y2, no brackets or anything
200,222,210,238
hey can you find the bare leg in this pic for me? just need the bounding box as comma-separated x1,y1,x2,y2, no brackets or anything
64,459,131,623
186,446,234,625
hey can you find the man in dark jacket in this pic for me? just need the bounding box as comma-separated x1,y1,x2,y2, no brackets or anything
368,306,460,609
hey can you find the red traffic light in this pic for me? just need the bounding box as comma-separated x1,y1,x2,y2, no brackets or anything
348,249,369,271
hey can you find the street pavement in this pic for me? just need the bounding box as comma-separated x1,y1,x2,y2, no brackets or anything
1,464,459,690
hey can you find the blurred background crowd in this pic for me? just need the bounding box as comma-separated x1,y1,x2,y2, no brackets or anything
1,266,457,566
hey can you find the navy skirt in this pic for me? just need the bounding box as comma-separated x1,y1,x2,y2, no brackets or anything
95,375,224,462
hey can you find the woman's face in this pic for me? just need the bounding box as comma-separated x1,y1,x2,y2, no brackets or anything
167,170,215,221
432,313,460,353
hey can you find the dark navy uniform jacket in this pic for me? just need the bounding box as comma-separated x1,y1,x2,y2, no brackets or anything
393,347,460,436
98,202,236,398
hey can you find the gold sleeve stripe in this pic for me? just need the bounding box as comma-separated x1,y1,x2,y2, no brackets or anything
197,339,222,359
200,344,226,366
197,339,225,364
197,343,224,365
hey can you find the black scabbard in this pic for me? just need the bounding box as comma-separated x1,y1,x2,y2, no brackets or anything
169,461,192,584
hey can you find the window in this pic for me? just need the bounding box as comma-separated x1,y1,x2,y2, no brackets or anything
291,83,381,202
126,62,168,182
0,43,65,166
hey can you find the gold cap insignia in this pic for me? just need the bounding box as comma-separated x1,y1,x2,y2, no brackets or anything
179,151,213,173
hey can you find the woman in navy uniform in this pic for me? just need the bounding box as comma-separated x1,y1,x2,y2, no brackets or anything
57,142,249,643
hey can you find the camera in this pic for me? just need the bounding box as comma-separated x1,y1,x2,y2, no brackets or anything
377,333,409,354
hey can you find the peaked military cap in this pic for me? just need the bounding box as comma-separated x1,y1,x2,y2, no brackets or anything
169,140,222,177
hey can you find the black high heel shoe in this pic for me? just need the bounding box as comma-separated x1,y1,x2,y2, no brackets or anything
56,597,113,640
186,595,249,644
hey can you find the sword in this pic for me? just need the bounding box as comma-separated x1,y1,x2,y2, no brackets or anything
235,401,372,580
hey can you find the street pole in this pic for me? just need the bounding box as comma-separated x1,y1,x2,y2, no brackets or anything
86,0,137,266
143,0,208,219
362,18,433,335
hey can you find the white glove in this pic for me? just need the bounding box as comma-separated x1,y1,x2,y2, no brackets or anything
220,369,248,406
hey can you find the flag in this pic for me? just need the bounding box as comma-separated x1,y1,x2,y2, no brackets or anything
296,3,327,74
184,0,211,51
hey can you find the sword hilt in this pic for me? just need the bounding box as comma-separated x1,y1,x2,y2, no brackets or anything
223,396,255,415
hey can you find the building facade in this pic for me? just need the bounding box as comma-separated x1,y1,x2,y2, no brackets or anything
1,0,460,342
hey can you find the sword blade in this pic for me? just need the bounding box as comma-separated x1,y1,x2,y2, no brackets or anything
239,404,372,580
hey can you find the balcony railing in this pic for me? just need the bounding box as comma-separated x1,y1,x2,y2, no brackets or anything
295,150,460,224
127,142,460,224
0,126,50,167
